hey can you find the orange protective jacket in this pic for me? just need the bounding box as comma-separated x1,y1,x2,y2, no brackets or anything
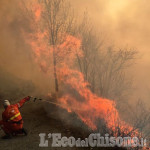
2,97,30,123
0,97,30,134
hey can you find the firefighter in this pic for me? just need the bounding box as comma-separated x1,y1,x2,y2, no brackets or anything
0,96,31,139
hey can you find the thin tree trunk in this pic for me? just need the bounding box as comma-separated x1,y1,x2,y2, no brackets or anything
53,46,59,92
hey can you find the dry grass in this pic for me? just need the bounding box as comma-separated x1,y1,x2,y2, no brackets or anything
0,101,126,150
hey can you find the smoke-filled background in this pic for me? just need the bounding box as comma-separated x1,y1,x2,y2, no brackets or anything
71,0,150,105
0,0,53,99
1,1,150,149
0,0,149,105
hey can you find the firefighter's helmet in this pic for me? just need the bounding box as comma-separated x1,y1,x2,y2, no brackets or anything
3,100,10,108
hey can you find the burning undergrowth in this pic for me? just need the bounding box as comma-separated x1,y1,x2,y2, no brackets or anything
21,0,139,138
57,67,138,137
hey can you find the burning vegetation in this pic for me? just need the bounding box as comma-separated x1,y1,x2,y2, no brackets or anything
21,0,141,138
0,0,150,149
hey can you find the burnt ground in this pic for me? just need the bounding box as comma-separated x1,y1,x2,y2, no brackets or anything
0,100,126,150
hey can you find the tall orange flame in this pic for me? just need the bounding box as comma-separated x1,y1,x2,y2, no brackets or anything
22,1,139,138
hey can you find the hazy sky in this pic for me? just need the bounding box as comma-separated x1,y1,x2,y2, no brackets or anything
71,0,150,103
0,0,149,103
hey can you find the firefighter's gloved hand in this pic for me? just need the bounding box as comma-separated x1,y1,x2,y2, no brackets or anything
24,96,31,101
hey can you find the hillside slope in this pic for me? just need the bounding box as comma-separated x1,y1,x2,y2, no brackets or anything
0,101,126,150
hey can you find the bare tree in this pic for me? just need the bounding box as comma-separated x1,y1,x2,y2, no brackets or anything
96,47,137,100
76,13,137,101
129,99,150,139
22,0,75,92
75,14,104,93
22,1,138,103
41,0,75,92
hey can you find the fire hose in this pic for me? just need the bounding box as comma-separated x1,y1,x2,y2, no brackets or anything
30,96,85,112
30,96,66,108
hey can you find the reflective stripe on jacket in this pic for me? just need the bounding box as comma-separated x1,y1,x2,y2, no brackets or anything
2,105,22,122
2,97,30,123
8,112,21,121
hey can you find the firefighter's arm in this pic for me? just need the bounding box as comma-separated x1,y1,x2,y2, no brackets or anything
17,96,31,108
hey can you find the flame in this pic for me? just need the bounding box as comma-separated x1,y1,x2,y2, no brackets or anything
21,1,140,138
58,66,137,136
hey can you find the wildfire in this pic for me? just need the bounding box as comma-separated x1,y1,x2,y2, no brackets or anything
58,66,137,136
22,1,139,138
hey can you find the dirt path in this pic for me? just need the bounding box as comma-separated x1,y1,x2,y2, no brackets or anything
0,101,125,150
0,101,92,150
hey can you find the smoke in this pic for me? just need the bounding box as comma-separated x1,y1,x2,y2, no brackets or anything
0,0,30,78
0,0,53,96
0,0,150,106
0,0,149,139
70,0,150,105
